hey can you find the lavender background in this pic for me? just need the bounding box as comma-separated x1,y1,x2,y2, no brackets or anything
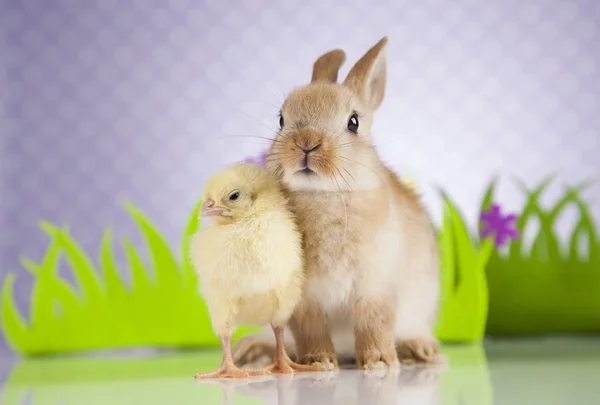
1,0,600,355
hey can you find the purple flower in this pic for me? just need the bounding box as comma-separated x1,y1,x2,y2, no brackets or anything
480,204,519,248
244,150,268,166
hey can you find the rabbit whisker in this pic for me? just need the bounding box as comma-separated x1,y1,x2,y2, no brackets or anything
338,155,378,175
338,140,374,149
369,133,407,150
342,167,357,183
264,156,284,164
234,108,279,135
220,134,284,144
222,140,273,146
335,166,353,191
265,151,285,157
338,155,385,182
333,130,346,143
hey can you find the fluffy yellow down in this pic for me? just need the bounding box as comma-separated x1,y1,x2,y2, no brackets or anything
189,164,304,336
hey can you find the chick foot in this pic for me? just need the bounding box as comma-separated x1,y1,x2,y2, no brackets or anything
195,333,272,380
268,353,324,374
194,365,269,380
267,325,323,374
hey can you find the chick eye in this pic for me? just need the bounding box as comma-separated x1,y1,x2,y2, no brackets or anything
229,191,240,201
279,113,284,129
347,113,359,134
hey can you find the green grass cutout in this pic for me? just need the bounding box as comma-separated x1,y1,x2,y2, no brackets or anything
1,200,257,355
1,178,599,355
434,191,495,343
435,178,600,340
485,178,600,335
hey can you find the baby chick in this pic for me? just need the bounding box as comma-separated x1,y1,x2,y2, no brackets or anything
191,163,320,379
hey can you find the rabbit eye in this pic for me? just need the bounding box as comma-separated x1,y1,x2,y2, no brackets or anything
229,191,240,201
347,114,359,134
279,113,284,129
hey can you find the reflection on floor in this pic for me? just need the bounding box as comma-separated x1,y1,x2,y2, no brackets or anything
1,338,600,404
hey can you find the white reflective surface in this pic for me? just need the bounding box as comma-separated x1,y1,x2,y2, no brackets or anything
1,339,599,405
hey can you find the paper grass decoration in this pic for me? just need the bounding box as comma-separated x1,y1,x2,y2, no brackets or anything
1,174,598,355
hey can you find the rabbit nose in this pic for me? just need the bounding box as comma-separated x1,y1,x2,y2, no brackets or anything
296,143,322,154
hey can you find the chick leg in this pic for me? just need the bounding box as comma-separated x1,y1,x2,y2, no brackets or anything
194,334,271,379
267,325,323,374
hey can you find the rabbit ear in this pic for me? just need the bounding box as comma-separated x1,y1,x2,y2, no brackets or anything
343,37,388,109
311,49,346,83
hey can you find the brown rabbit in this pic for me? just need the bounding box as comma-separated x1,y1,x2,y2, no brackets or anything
233,37,441,370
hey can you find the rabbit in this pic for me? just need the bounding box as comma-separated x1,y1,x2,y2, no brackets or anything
233,37,441,371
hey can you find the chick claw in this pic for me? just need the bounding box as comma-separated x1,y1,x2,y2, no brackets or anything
268,325,324,374
195,333,271,380
194,366,270,380
268,357,324,374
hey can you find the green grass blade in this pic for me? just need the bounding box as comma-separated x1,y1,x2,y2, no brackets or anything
478,178,498,239
448,195,486,317
20,257,40,276
536,185,589,262
26,233,62,326
438,204,456,298
530,209,560,262
568,191,600,261
527,183,589,262
548,182,592,222
25,231,81,325
480,177,498,213
514,174,555,195
100,229,127,298
123,238,152,292
0,273,29,353
40,222,103,304
21,258,80,321
451,223,482,297
569,222,587,261
577,219,599,263
510,177,553,258
443,194,479,291
435,193,491,342
478,238,495,270
123,202,180,291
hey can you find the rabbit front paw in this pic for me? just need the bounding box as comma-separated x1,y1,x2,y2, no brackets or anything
298,351,339,371
396,337,442,365
356,345,400,370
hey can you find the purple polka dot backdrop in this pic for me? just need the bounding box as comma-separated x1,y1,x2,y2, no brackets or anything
1,0,600,353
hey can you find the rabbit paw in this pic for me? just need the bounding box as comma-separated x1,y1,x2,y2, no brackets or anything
298,352,339,371
396,337,441,365
357,346,400,371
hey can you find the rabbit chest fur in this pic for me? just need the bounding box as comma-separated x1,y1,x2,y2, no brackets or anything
288,186,396,310
286,169,439,356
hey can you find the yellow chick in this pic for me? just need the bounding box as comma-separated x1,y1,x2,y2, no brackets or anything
191,163,320,379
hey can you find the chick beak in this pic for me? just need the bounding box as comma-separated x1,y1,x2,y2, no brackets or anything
200,198,232,217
